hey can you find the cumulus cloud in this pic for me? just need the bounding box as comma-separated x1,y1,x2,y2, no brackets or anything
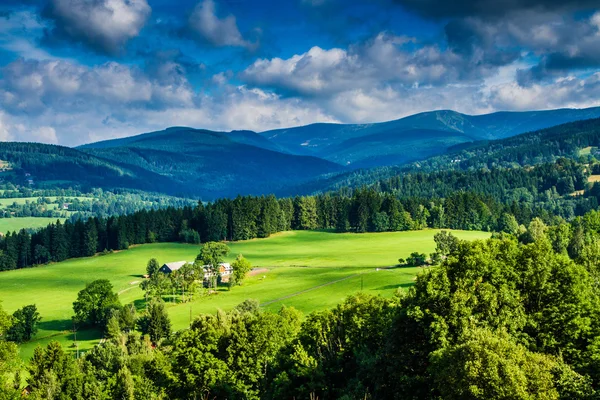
43,0,151,55
0,57,338,145
188,0,255,49
0,58,195,116
241,33,498,97
486,73,600,110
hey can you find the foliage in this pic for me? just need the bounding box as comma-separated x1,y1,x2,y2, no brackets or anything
137,301,171,344
146,258,160,277
73,280,121,330
6,304,41,343
231,254,252,286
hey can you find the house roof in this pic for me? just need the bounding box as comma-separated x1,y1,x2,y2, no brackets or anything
162,261,189,272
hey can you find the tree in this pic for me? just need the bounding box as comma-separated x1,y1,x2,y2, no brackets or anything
0,302,19,395
406,252,427,266
73,280,121,330
499,213,520,235
434,230,460,257
231,254,252,286
196,242,230,288
146,258,160,277
430,328,591,400
7,304,41,343
137,300,171,344
294,196,318,230
372,212,390,232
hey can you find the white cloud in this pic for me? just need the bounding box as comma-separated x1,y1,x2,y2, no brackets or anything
31,126,59,144
188,0,255,49
45,0,151,54
241,33,486,97
485,73,600,110
0,58,195,116
0,113,15,142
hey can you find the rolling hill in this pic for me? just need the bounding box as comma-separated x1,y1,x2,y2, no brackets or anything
4,107,600,200
260,107,600,168
79,127,345,198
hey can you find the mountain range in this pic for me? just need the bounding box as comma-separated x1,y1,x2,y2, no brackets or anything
2,106,600,199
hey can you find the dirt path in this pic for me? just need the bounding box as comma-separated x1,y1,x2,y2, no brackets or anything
248,267,269,276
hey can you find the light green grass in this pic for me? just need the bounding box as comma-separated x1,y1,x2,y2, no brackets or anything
580,146,596,156
0,229,489,360
0,217,66,233
0,196,92,207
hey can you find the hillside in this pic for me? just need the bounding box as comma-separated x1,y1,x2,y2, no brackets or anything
303,117,600,192
261,107,600,168
0,142,184,194
80,127,345,198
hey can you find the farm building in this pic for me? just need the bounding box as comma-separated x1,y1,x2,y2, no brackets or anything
159,261,233,278
159,261,190,274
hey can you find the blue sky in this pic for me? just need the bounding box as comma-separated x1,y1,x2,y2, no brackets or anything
0,0,599,145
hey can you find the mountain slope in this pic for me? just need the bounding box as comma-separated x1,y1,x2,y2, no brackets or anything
0,142,184,194
80,127,345,198
305,117,600,193
261,107,600,168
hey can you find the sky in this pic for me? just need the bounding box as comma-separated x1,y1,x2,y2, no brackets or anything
1,0,600,146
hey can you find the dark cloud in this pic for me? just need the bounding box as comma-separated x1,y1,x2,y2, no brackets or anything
41,0,151,55
393,0,600,19
444,19,519,66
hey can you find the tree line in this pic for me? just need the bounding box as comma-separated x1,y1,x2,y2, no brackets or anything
1,159,600,272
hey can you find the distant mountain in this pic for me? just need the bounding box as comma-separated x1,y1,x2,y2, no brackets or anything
79,127,344,198
260,107,600,168
7,107,599,200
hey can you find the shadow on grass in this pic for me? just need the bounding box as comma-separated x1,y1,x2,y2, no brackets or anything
37,319,71,333
129,274,145,278
374,282,413,291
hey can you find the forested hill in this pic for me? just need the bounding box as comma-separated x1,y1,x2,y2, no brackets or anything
312,117,600,192
0,142,185,194
260,106,600,168
5,110,600,200
0,130,345,199
79,127,345,198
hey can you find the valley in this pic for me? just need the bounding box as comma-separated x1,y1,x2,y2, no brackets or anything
1,229,489,359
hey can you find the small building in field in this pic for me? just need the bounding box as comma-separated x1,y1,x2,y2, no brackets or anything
159,261,190,274
160,261,232,279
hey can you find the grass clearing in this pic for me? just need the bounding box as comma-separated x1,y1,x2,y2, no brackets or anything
589,175,600,183
0,229,489,360
0,196,93,207
0,217,66,233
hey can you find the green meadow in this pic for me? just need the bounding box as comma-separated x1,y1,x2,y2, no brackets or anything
0,217,66,233
0,229,489,360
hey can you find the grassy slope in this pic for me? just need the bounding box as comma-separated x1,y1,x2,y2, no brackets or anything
0,230,489,359
0,217,66,233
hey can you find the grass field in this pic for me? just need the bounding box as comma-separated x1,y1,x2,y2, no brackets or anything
0,229,489,360
0,196,92,207
589,175,600,183
580,146,596,156
0,217,66,233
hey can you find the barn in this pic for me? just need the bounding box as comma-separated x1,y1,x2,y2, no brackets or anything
159,261,190,274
